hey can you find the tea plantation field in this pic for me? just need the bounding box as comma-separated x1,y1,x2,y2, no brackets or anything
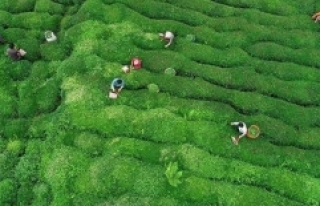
1,0,320,205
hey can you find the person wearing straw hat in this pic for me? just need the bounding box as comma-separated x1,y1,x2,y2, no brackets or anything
159,31,174,48
230,121,247,145
109,78,125,99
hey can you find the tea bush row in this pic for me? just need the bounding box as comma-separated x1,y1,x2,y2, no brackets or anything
178,175,302,205
119,68,318,128
74,155,167,198
34,0,65,15
186,119,320,177
68,104,188,144
177,144,320,204
44,146,90,206
252,59,320,82
156,0,241,18
14,140,41,205
0,0,36,13
246,42,320,68
213,0,298,15
18,78,61,117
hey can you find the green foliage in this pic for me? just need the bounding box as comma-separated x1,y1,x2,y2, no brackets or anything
52,0,86,5
147,83,160,93
0,0,320,205
6,140,24,155
165,162,183,187
44,146,90,205
5,60,32,81
32,183,52,206
35,0,65,14
74,132,104,156
4,119,30,139
18,78,61,117
5,0,36,13
40,41,69,61
0,179,16,206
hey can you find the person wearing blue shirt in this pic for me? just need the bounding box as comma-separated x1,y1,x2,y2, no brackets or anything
110,78,125,94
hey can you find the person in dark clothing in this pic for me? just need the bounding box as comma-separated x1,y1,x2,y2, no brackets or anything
6,43,26,61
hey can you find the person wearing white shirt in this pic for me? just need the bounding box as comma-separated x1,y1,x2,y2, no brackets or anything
230,121,247,145
159,31,174,48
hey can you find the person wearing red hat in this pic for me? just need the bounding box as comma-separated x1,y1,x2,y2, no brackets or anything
131,58,142,69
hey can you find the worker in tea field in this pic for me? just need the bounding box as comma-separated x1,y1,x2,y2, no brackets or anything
312,11,320,23
109,78,125,99
6,43,26,61
159,31,174,48
230,121,247,145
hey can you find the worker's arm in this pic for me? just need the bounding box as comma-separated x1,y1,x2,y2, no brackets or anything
165,37,173,48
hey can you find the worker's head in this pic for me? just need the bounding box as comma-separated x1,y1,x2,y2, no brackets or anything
9,43,14,49
239,122,244,127
116,79,122,85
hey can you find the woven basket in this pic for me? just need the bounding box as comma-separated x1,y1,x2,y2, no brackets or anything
247,125,260,138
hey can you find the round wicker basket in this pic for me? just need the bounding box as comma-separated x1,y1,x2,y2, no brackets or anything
247,125,260,139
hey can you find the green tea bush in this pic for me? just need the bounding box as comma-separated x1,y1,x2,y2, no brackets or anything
69,105,136,136
193,26,248,48
32,183,52,206
56,56,88,79
74,132,104,156
6,140,24,155
45,146,90,205
252,60,320,82
214,0,298,15
79,0,125,24
157,0,240,17
35,78,61,113
0,179,16,206
34,0,65,14
116,0,207,27
11,13,61,31
243,9,314,31
0,10,11,27
16,38,41,61
3,119,30,139
60,74,106,109
18,80,38,117
52,0,86,5
2,28,27,45
15,156,39,205
132,109,188,143
5,0,36,13
176,43,250,67
105,137,162,163
0,87,17,118
5,60,32,81
40,42,68,61
29,61,55,80
247,42,320,68
75,156,138,197
133,164,167,197
178,144,320,204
